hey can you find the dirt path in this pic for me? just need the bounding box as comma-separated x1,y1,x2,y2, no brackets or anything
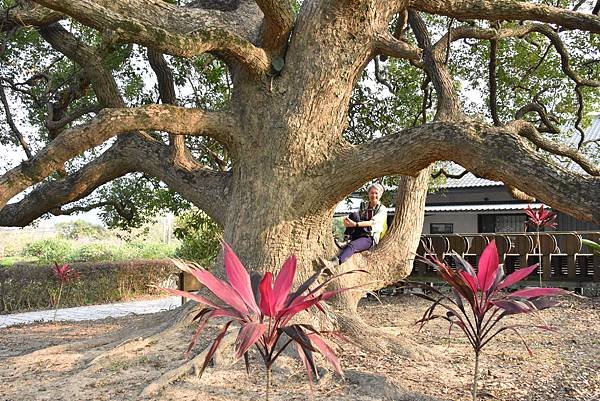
1,295,598,401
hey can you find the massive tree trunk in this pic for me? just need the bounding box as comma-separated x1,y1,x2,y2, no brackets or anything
0,1,599,390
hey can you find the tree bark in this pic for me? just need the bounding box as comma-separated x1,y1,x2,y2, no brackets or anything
1,0,598,338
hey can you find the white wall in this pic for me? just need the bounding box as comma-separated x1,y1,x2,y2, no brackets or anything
422,213,478,234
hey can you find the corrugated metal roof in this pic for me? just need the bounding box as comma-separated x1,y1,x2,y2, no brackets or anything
564,113,600,146
425,202,548,213
335,199,547,214
441,173,501,188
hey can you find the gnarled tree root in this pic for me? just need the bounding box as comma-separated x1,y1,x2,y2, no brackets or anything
139,330,237,398
334,310,430,360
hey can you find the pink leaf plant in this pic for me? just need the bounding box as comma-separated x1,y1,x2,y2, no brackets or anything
52,262,79,283
524,204,557,230
524,203,557,287
51,262,79,321
161,243,364,399
412,240,573,401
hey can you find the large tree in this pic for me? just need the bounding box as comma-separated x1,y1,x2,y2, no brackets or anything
0,0,599,392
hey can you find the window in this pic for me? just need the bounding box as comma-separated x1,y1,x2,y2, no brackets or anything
430,223,453,234
478,214,526,233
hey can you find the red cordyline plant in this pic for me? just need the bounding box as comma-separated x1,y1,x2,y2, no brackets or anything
524,204,557,286
51,262,79,321
414,241,572,401
161,243,363,400
524,204,557,230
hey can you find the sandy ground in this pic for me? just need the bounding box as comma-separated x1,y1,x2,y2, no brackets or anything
0,294,599,401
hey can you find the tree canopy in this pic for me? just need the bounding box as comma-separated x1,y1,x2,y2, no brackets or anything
0,0,598,242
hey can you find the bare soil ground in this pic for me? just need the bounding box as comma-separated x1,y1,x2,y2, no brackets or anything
0,294,598,401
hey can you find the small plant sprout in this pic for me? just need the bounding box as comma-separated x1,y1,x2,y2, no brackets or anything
414,241,572,401
51,262,79,321
161,243,363,400
524,204,557,287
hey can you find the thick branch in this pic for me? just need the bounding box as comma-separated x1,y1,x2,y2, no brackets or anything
147,48,190,166
323,119,600,223
0,138,231,227
374,33,423,62
0,3,62,31
39,23,125,108
506,120,599,176
409,11,461,121
255,0,294,54
0,105,236,209
409,0,600,33
133,140,231,226
0,145,135,227
32,0,270,75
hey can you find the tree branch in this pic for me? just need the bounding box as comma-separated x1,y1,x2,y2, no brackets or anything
32,0,270,75
408,0,600,33
408,11,461,121
0,143,136,227
323,119,600,223
39,23,125,108
0,137,231,227
0,105,236,209
488,38,501,126
255,0,294,54
431,168,468,179
133,140,232,226
0,84,33,159
147,48,192,167
514,102,560,134
374,33,423,62
50,201,134,221
44,103,100,131
506,119,599,176
0,2,62,32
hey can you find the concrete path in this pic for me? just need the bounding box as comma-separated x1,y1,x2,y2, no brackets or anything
0,296,181,328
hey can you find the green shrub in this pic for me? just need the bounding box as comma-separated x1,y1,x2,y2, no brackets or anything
56,220,107,240
174,210,222,264
0,259,178,312
23,238,73,265
70,243,117,262
135,242,178,259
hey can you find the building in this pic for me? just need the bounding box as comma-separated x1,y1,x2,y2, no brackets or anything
336,114,600,235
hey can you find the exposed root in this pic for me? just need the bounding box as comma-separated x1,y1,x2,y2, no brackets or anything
84,303,204,367
139,330,237,398
343,370,446,401
87,335,158,366
334,310,429,360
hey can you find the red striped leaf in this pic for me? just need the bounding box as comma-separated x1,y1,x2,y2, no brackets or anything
259,272,276,317
223,243,261,315
498,264,538,290
509,287,572,299
235,322,266,359
477,240,499,292
306,333,342,375
272,255,297,315
189,268,249,315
